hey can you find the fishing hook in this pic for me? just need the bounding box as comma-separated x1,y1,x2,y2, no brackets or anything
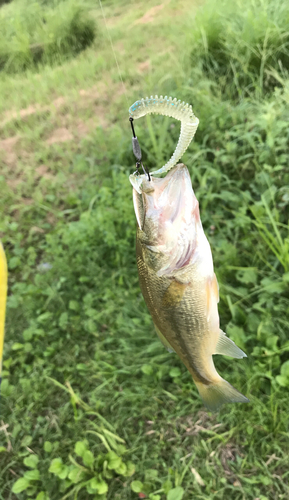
129,117,151,181
133,161,151,180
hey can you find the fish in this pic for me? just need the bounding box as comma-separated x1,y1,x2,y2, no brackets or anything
133,163,249,411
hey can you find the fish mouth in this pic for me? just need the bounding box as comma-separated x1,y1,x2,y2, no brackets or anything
133,163,194,231
130,162,192,195
141,163,196,224
134,163,200,275
142,163,191,194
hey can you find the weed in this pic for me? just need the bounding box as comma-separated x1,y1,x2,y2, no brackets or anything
190,0,289,98
0,0,97,73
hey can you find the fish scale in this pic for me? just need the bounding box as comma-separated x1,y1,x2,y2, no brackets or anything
138,256,211,384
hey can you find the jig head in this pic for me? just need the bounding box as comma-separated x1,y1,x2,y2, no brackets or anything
129,116,150,192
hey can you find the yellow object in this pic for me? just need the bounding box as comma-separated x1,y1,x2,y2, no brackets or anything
0,242,7,378
133,164,249,411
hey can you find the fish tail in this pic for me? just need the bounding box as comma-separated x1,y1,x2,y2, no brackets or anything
195,378,249,412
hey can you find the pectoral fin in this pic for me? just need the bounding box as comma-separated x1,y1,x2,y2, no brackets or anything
154,325,175,353
214,330,247,359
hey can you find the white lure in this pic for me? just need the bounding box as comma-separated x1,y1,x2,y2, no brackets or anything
128,95,199,192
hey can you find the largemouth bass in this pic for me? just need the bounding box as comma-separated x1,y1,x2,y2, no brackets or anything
133,163,249,411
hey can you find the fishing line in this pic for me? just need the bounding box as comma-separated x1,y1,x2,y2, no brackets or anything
98,0,129,106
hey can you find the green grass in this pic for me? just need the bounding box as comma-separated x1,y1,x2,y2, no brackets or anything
190,0,289,98
0,0,289,498
0,0,97,73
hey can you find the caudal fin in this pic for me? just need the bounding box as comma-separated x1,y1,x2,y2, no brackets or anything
195,378,249,412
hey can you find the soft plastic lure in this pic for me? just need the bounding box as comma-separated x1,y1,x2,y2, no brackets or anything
129,95,199,192
0,242,7,395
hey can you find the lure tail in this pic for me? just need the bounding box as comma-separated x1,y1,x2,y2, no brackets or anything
195,378,249,412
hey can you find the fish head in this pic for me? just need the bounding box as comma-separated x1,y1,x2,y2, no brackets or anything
133,163,200,275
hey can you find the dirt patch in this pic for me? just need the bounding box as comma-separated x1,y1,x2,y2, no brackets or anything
35,165,54,179
30,226,45,234
46,113,106,144
161,410,219,444
0,136,19,167
1,97,67,129
20,198,34,206
46,213,57,225
219,443,244,479
0,136,19,151
79,88,98,98
133,4,165,25
46,127,74,145
18,105,39,120
2,105,41,128
115,41,125,55
52,96,66,110
76,120,89,138
6,178,22,190
176,410,218,436
138,60,150,73
1,79,122,181
1,80,120,140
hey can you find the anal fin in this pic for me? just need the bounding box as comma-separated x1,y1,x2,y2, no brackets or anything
154,325,175,353
214,330,247,359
